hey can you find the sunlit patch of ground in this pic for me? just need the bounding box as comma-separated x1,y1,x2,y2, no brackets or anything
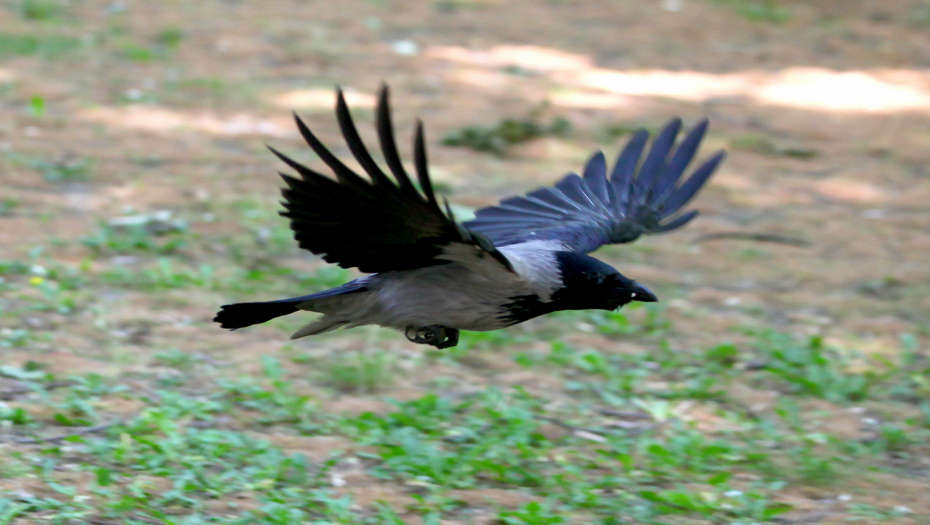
0,0,929,523
430,44,930,112
78,105,295,137
271,87,377,110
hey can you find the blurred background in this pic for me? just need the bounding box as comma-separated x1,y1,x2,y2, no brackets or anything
0,0,928,523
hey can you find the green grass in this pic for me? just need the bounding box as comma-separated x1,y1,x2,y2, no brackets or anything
0,33,81,58
0,358,923,524
4,152,91,182
81,219,188,256
709,0,791,23
754,333,881,402
731,133,819,159
16,0,63,21
442,104,571,156
0,368,850,523
319,350,399,394
122,43,158,62
155,28,184,49
0,188,923,524
2,243,926,523
0,198,20,216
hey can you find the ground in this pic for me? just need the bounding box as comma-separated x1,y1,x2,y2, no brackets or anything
0,0,929,523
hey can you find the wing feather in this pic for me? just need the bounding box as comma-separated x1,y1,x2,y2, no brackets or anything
334,87,393,188
659,150,726,214
413,120,440,211
582,151,610,205
630,118,680,206
650,118,707,204
466,118,725,253
375,85,417,194
276,85,511,273
497,196,566,217
555,174,604,212
609,128,649,212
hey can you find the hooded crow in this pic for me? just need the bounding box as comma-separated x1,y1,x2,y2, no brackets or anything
214,85,726,349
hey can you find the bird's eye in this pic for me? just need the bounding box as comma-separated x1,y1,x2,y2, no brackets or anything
630,292,637,298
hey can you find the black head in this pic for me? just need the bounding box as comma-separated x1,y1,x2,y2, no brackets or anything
551,252,657,311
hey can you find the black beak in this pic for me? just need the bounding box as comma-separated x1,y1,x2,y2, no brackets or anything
630,283,658,303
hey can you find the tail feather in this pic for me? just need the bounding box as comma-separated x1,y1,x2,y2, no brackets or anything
214,300,300,329
290,318,350,339
214,280,368,331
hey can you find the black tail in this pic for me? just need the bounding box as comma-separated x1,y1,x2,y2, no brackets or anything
214,280,368,330
214,300,302,329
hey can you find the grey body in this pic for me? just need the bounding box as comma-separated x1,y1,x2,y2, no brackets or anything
291,241,562,338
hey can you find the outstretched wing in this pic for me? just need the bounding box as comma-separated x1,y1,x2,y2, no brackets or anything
465,119,726,253
275,85,509,274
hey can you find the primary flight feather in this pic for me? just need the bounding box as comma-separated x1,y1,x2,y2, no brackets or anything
214,85,726,348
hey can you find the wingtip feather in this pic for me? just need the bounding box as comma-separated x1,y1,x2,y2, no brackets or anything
376,84,417,193
413,119,439,210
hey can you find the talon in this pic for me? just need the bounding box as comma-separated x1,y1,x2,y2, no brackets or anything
418,325,441,344
405,325,458,348
405,325,442,345
435,328,459,349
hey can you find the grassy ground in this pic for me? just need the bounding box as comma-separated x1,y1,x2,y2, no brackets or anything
1,0,930,523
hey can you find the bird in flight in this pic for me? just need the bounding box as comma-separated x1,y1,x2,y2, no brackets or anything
215,85,725,349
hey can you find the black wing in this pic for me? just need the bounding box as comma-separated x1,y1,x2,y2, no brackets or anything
465,119,726,253
275,85,509,274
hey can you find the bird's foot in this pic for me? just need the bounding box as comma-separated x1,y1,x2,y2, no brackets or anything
405,325,460,349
